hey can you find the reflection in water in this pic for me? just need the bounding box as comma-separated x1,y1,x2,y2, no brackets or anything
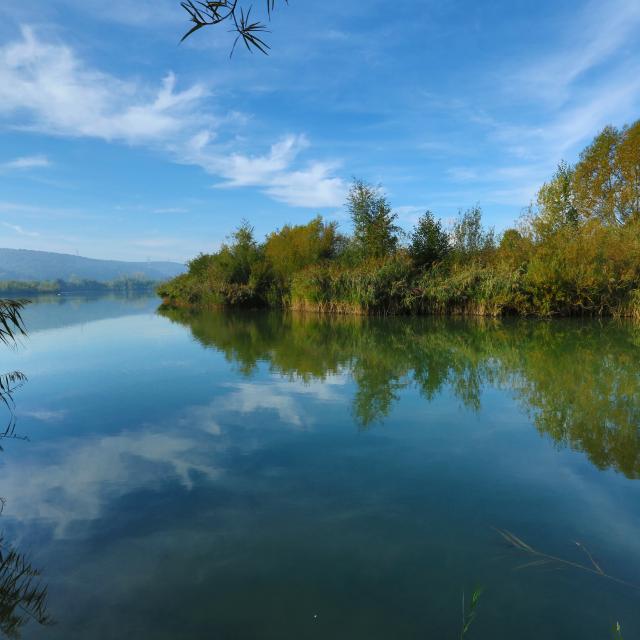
160,308,640,478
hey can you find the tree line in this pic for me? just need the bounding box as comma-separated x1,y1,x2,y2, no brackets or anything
0,277,161,295
159,120,640,318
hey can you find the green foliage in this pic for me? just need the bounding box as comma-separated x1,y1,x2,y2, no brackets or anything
347,180,400,260
534,160,579,239
572,122,640,225
161,309,640,475
409,210,450,268
162,120,640,320
451,206,495,259
264,216,338,293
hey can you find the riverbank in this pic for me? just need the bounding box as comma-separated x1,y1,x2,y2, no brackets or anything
159,123,640,319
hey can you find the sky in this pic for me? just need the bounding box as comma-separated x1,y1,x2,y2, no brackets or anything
0,0,639,263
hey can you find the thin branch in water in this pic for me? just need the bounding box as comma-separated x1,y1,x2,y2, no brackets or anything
494,527,640,590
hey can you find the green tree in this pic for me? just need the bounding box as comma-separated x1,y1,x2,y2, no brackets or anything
533,161,579,238
573,125,621,225
409,211,450,268
347,180,400,260
615,120,640,222
265,216,338,285
214,219,262,285
451,206,494,257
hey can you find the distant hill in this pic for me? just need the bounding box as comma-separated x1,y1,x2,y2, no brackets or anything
0,248,186,282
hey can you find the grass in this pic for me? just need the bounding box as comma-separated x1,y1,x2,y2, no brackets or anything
460,587,483,638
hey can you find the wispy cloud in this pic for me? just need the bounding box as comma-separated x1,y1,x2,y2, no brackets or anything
0,26,206,142
0,26,345,208
1,221,40,237
184,132,346,207
439,0,640,211
508,0,640,107
0,153,50,171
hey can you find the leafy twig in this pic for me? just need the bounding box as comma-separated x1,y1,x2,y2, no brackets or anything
180,0,289,55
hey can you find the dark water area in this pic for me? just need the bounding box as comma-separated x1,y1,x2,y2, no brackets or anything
1,294,639,639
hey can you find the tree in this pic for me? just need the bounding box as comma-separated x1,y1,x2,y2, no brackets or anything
451,206,494,256
347,180,400,260
214,219,262,285
615,120,640,222
265,216,338,284
180,0,289,54
573,125,621,225
409,211,449,268
533,161,579,238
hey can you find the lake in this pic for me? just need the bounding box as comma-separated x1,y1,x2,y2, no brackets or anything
1,293,639,639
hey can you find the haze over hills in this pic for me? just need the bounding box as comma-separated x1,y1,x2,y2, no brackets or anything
0,248,186,282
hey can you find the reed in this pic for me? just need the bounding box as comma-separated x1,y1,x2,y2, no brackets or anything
495,528,640,590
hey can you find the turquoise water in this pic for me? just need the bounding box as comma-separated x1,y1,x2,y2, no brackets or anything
1,294,639,639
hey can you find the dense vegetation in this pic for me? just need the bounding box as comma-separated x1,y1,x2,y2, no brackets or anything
0,277,160,295
159,122,640,318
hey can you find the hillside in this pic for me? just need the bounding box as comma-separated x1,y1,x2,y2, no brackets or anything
0,248,185,282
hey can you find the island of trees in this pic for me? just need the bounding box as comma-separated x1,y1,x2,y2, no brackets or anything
159,121,640,318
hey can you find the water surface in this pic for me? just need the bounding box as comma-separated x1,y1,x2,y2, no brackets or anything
1,293,639,639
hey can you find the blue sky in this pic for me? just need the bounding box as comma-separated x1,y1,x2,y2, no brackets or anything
0,0,639,262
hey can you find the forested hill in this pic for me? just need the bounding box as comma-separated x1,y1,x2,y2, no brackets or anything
0,248,185,282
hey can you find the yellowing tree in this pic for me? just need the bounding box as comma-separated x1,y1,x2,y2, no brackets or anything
264,216,338,286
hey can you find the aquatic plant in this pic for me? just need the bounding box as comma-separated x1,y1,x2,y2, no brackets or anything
495,528,639,590
460,587,483,639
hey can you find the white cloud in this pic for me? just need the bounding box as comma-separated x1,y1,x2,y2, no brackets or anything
19,408,67,422
0,26,345,208
0,27,206,142
185,132,347,207
264,161,346,208
1,429,221,536
1,221,40,237
0,154,50,171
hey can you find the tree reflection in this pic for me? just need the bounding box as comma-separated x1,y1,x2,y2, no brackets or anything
160,308,640,478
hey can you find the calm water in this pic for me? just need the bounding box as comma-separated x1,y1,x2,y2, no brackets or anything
1,293,640,639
